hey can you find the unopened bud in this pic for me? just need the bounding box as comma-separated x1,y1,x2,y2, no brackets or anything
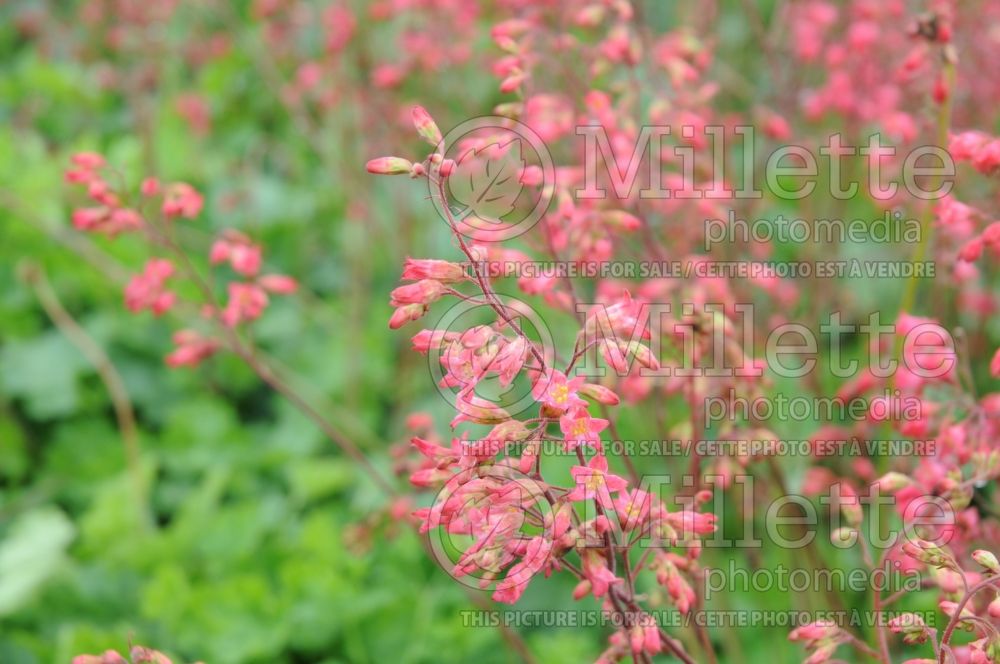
972,549,1000,574
876,472,911,493
367,156,413,175
411,106,443,147
578,383,620,405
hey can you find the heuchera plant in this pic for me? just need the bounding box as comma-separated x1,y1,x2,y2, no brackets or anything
371,106,718,662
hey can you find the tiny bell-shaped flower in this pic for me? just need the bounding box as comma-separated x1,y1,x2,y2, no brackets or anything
389,303,427,329
402,258,466,283
888,613,931,645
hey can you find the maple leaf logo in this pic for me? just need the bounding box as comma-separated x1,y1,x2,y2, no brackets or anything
448,140,525,224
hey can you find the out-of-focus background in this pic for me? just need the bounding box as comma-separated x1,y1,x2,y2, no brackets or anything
0,1,997,663
0,3,610,662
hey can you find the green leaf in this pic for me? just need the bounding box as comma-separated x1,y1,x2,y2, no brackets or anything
0,507,75,615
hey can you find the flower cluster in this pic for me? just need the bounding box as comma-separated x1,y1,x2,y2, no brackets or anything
73,645,200,664
64,153,297,368
374,105,720,663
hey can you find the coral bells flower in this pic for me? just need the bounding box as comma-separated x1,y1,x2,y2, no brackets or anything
664,509,718,538
559,407,609,451
210,230,263,277
492,336,527,386
532,369,587,412
71,206,143,236
789,620,843,663
257,274,298,294
389,303,427,329
161,182,203,219
72,651,127,664
949,131,1000,175
578,548,622,598
451,393,512,428
221,282,268,326
401,258,466,283
614,489,654,532
70,152,106,170
628,621,661,657
140,177,160,196
567,453,628,508
165,329,219,368
65,153,106,186
654,554,696,613
390,279,448,306
492,535,551,604
888,613,932,645
125,259,176,315
129,646,174,664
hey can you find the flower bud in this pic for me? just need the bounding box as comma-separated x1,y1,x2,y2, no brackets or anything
402,258,466,283
989,596,1000,619
411,106,443,146
71,152,105,170
876,472,911,493
141,177,160,196
390,279,448,306
622,341,659,371
439,158,456,177
602,210,642,231
389,303,427,329
578,383,620,405
972,549,1000,574
367,156,413,175
888,613,930,644
258,274,299,294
